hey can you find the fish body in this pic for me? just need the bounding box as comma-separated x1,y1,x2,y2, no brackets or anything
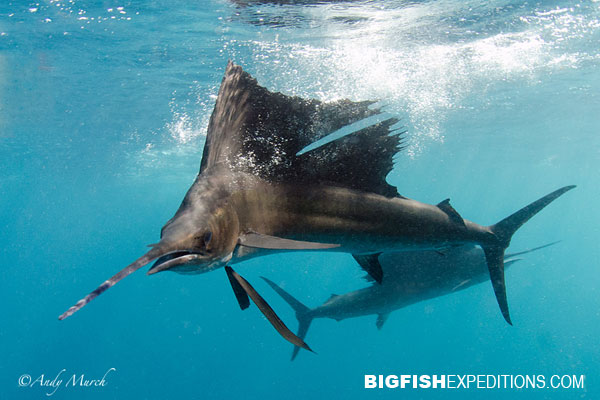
263,242,556,360
59,62,574,348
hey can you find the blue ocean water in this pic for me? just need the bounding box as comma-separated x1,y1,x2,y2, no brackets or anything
1,0,598,399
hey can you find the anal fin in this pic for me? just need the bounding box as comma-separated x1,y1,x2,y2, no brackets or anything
353,253,383,284
376,313,389,330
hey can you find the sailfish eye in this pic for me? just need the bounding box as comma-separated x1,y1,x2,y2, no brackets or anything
203,231,213,246
195,231,213,251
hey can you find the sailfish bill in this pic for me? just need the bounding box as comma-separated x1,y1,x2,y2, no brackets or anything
59,245,166,320
57,61,404,327
59,61,574,351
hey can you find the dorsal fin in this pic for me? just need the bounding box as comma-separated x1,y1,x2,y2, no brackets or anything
200,61,406,197
328,293,339,301
299,119,404,197
437,198,465,226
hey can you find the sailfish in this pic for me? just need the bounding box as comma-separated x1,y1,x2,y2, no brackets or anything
263,242,558,360
59,61,574,351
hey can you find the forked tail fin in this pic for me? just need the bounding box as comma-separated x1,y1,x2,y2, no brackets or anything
505,240,560,259
483,185,575,325
261,277,314,361
503,240,561,267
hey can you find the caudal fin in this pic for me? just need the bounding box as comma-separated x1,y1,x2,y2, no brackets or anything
483,185,575,325
505,240,560,259
261,277,314,361
503,240,561,267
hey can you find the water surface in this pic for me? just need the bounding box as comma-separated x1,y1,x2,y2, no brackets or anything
1,1,598,399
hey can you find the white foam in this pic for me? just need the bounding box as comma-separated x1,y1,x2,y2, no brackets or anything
231,1,599,156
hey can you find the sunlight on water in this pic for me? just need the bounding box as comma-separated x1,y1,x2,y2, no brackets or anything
132,85,218,176
218,0,600,156
167,105,209,145
1,1,598,399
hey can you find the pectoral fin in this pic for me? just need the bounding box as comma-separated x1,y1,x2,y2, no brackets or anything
353,253,384,284
224,266,315,353
225,267,250,310
239,232,339,250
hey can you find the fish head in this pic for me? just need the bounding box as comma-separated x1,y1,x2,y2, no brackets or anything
58,172,244,320
147,178,241,275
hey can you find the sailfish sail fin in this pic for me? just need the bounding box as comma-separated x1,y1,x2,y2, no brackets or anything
200,61,406,197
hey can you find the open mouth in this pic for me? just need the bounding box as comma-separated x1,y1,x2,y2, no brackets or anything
147,250,204,275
